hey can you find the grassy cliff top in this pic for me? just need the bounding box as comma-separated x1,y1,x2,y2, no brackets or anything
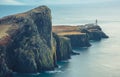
0,25,12,46
52,25,85,36
0,25,11,39
57,31,85,36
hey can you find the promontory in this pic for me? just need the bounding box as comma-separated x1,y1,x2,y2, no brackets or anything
0,6,108,77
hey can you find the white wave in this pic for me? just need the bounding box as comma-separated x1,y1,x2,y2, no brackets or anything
45,70,63,74
58,65,62,68
61,60,70,63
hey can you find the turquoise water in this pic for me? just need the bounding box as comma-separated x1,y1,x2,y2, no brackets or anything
0,4,120,77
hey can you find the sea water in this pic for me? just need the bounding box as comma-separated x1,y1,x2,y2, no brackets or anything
0,4,120,77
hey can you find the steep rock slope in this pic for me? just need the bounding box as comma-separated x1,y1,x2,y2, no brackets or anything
0,6,55,76
52,26,91,47
53,33,72,61
80,24,109,40
52,24,108,47
0,6,73,77
64,34,91,47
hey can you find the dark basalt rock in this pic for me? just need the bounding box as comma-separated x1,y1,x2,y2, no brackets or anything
0,5,109,77
64,34,91,48
79,24,109,41
53,33,72,61
0,6,55,76
0,5,74,77
71,51,80,55
0,46,12,77
52,24,108,48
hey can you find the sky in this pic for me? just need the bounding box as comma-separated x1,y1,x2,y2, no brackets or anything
0,0,119,5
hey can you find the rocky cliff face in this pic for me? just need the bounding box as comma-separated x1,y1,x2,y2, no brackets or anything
0,46,12,77
52,26,91,47
52,24,108,47
0,6,55,76
80,24,109,41
64,34,91,47
53,33,72,61
0,5,108,77
0,6,73,77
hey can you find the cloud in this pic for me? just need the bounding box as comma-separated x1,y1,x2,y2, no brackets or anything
0,0,24,5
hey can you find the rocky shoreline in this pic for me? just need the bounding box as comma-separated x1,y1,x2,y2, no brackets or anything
0,6,108,77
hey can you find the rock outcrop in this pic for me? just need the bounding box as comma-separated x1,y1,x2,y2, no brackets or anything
0,6,55,75
53,33,72,61
64,34,91,47
0,6,73,77
52,26,91,47
0,5,108,77
0,46,12,77
52,24,108,47
79,24,109,41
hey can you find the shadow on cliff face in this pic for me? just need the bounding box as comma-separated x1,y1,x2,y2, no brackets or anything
13,61,70,77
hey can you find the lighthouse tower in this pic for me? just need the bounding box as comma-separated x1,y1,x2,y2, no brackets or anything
95,19,98,25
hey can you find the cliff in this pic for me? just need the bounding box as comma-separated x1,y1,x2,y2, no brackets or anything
79,24,109,41
52,24,108,47
0,6,73,77
64,34,91,47
0,46,12,77
0,6,55,75
52,26,91,47
53,33,72,61
0,5,108,77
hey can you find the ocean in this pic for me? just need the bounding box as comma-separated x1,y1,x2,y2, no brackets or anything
0,4,120,77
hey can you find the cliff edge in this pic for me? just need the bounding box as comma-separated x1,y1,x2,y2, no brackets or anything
52,24,108,47
0,6,73,77
0,5,108,77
